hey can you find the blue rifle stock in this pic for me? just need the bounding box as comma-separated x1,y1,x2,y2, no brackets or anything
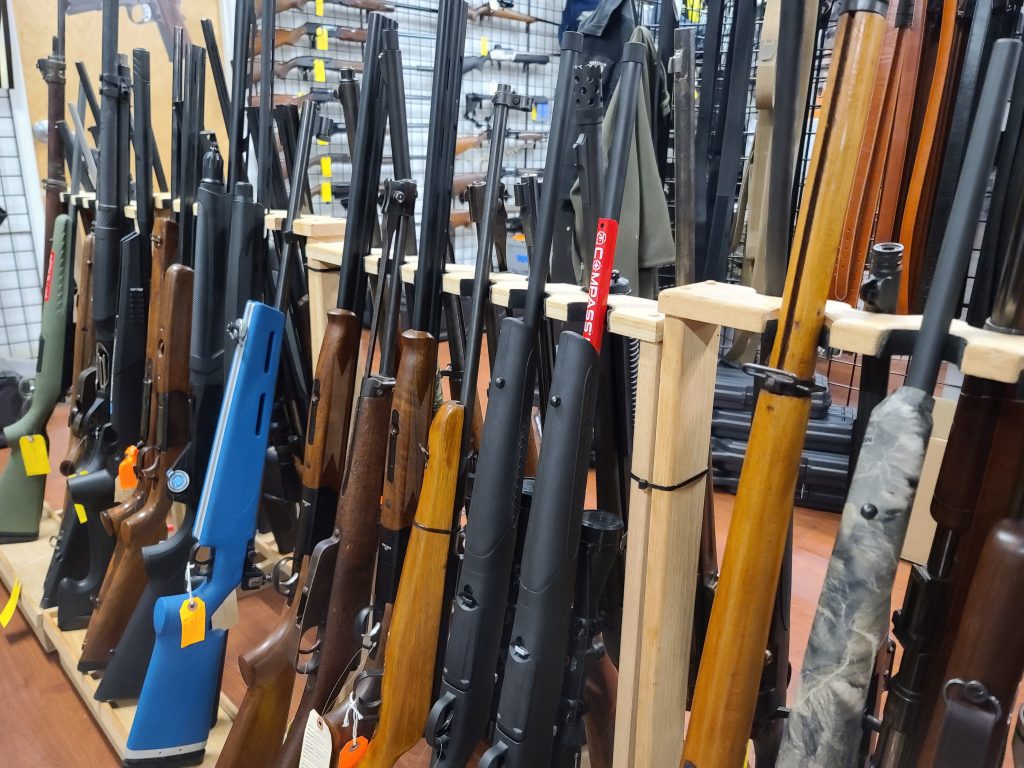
124,300,283,765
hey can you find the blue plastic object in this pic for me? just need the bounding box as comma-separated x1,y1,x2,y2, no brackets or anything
124,301,284,765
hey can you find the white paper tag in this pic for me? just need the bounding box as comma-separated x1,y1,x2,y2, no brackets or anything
210,590,239,631
299,710,333,768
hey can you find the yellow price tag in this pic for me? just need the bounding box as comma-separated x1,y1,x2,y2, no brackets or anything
321,182,333,203
180,596,207,648
19,434,49,477
315,0,324,16
320,157,333,178
531,102,538,121
0,579,21,629
316,138,328,146
313,59,327,83
480,36,489,56
315,26,329,51
74,503,87,524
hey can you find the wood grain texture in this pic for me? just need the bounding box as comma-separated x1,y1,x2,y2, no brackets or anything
380,331,438,532
361,403,464,768
79,264,193,668
683,11,887,767
302,309,361,493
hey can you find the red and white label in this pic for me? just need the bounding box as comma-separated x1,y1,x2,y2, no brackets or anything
43,250,55,302
583,218,619,353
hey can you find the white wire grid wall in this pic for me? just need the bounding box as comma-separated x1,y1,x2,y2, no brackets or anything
0,88,42,360
262,0,563,268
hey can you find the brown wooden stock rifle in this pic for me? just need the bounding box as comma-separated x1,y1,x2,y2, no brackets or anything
217,309,361,768
251,56,364,85
468,0,535,25
253,0,393,14
79,255,192,671
252,24,368,56
681,4,887,766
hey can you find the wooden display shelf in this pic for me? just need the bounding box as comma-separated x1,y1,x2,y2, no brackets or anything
615,280,1024,768
0,509,284,764
0,515,59,651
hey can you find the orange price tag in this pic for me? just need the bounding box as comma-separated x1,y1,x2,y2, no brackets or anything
337,736,368,767
179,596,206,648
118,445,139,490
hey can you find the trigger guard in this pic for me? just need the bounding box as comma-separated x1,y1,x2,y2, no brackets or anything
271,556,297,597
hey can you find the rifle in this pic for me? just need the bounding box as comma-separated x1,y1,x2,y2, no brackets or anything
551,511,623,768
253,0,394,13
253,23,368,56
66,0,187,60
927,518,1024,767
778,38,1020,767
36,0,66,287
478,43,643,768
456,130,548,157
423,34,584,768
0,215,74,541
55,0,137,630
124,301,284,765
463,47,550,74
78,256,191,672
680,3,887,765
251,55,364,83
467,0,535,25
273,16,398,766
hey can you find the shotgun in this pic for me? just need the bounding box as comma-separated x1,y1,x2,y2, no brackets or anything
253,23,368,55
478,43,643,768
77,220,185,672
0,215,74,540
253,0,394,13
217,305,361,768
463,47,550,75
273,16,398,766
778,38,1020,768
251,55,364,84
124,300,284,766
682,4,888,765
424,34,584,768
467,1,534,25
57,12,138,630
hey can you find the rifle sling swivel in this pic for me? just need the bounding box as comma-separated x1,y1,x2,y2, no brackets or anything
413,520,455,536
741,363,826,399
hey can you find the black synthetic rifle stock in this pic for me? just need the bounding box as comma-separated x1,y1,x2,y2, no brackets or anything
424,34,583,768
479,42,644,768
56,0,136,630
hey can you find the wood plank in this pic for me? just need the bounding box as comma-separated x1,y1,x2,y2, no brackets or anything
659,281,782,332
0,516,59,651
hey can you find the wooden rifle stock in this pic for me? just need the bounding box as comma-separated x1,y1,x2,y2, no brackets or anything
72,233,95,394
253,27,307,56
926,519,1024,767
682,9,886,767
361,402,464,768
277,379,395,768
220,309,360,768
79,257,192,670
468,2,535,25
584,650,619,768
455,134,486,157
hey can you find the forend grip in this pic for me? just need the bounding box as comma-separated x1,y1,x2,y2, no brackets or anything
110,232,150,446
193,301,283,604
190,169,231,382
428,317,538,765
487,331,599,767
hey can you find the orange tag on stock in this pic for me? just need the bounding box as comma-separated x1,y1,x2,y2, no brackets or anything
118,445,139,490
337,736,368,767
179,597,206,648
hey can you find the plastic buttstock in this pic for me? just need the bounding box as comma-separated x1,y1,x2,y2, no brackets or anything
361,402,464,768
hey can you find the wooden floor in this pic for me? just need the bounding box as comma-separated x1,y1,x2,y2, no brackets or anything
0,403,1013,767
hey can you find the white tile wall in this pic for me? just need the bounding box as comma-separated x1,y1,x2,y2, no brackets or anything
0,88,41,360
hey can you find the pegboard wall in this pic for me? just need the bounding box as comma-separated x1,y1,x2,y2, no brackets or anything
260,1,564,269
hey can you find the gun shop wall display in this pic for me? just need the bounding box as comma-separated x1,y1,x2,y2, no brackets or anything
3,1,1024,768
